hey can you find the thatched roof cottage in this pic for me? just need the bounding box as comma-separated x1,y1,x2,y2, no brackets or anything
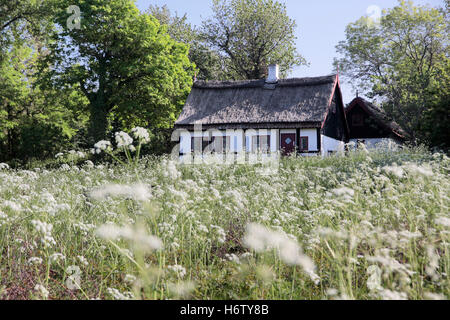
174,64,350,159
345,97,408,149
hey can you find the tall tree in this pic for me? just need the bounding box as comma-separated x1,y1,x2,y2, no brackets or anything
147,5,226,80
335,0,449,148
202,0,306,80
41,0,195,144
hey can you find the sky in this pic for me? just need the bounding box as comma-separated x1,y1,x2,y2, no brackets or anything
135,0,444,103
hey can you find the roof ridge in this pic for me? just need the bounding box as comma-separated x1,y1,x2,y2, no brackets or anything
193,74,337,89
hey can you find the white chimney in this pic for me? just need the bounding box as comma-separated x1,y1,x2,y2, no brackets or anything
266,64,279,83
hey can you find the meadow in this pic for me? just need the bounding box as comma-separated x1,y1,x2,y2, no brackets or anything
0,139,448,300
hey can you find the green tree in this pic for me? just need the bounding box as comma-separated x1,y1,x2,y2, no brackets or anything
202,0,306,80
335,0,449,148
0,33,88,162
0,41,31,159
147,4,226,80
41,0,194,144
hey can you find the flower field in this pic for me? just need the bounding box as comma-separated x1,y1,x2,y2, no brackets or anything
0,147,448,300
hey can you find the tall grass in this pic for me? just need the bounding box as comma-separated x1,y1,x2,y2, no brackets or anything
0,147,448,300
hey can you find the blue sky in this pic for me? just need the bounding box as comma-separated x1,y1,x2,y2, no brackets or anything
135,0,444,103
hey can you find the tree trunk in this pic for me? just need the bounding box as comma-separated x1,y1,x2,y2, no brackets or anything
88,99,108,144
6,104,15,160
88,60,109,144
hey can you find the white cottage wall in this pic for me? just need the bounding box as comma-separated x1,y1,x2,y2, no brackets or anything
321,135,345,156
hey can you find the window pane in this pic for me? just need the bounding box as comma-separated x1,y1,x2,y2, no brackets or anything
252,136,258,152
214,136,223,152
260,135,270,152
191,137,211,153
191,137,202,153
300,137,308,151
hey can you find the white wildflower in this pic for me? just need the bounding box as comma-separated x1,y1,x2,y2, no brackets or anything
378,289,408,300
31,220,56,248
94,140,112,154
107,288,134,300
41,235,57,248
60,163,70,171
424,292,446,300
210,224,226,244
28,257,43,266
34,284,49,299
76,151,86,158
124,274,137,284
425,246,440,282
84,160,95,168
243,223,319,284
404,164,433,177
331,187,355,198
90,184,151,202
95,224,162,252
163,160,181,180
115,132,133,148
224,253,241,264
366,265,383,291
326,288,339,297
66,265,82,290
382,165,404,178
167,265,187,279
50,253,66,264
399,231,422,239
0,163,9,170
435,217,450,228
3,200,22,212
77,256,88,266
131,127,150,144
31,220,53,235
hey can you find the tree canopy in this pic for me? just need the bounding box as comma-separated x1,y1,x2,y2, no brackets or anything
147,5,226,81
335,0,449,149
40,0,195,143
202,0,307,80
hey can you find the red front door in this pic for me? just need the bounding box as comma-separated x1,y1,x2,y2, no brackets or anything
280,133,296,156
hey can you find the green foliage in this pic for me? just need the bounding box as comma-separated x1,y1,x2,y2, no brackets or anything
0,0,57,62
40,0,195,144
335,0,449,149
202,0,307,79
147,5,226,81
0,30,87,162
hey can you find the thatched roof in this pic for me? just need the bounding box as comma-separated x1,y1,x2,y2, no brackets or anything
346,97,408,140
175,75,339,129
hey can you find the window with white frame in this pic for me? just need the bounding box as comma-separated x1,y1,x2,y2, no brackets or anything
251,135,271,153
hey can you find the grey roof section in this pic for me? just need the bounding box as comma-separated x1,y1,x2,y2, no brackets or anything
175,75,338,127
